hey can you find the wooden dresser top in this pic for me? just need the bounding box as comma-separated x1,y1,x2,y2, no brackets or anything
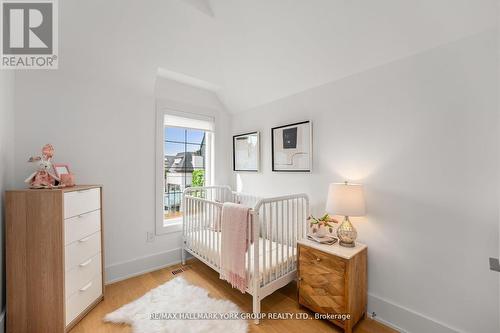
7,184,102,193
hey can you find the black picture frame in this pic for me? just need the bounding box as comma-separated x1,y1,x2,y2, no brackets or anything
233,131,260,172
271,121,312,172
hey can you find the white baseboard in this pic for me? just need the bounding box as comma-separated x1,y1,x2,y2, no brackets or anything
368,293,464,333
105,247,190,284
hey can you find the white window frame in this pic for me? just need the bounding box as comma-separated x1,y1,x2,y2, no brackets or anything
155,107,215,235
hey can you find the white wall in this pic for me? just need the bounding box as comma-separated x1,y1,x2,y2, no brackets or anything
230,30,499,333
12,0,227,283
0,71,15,329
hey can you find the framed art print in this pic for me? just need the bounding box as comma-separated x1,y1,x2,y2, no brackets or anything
272,121,312,172
233,131,260,172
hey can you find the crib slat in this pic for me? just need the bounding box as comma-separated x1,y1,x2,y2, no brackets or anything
202,200,205,257
197,200,201,254
299,198,303,239
286,199,290,273
187,198,190,248
210,203,214,265
218,207,221,266
191,198,195,253
189,198,193,248
276,201,280,279
301,199,304,239
193,199,197,254
188,197,191,249
191,198,195,250
247,211,251,286
280,201,285,276
215,203,218,267
268,202,273,283
203,200,206,256
269,202,272,283
207,202,211,264
262,204,267,285
195,199,198,254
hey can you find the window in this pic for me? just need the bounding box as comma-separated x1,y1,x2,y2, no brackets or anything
164,127,206,220
156,109,214,234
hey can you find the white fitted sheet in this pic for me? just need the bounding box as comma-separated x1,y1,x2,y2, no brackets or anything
186,229,296,281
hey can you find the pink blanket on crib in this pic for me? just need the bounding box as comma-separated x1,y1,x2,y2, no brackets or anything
220,202,252,293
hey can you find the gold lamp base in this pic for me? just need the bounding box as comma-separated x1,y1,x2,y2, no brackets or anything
337,216,357,248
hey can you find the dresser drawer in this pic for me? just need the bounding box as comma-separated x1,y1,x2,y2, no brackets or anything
65,231,101,270
64,188,101,219
65,274,102,326
65,253,101,297
65,210,101,245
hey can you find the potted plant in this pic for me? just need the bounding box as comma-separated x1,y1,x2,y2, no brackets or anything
308,214,339,238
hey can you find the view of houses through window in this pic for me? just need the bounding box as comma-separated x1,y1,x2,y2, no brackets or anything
164,127,206,221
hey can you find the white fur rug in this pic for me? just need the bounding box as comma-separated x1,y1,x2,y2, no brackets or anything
104,277,248,333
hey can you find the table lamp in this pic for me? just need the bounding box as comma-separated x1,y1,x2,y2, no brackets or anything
326,182,366,247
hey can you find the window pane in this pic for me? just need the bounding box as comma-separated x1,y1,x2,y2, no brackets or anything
165,127,186,143
164,192,182,220
163,125,208,222
191,169,205,187
186,129,205,145
165,174,184,190
165,142,185,161
186,143,204,154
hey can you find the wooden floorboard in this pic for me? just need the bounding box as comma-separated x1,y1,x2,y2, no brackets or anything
70,259,397,333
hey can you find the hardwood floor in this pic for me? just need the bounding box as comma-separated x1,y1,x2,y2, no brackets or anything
70,259,397,333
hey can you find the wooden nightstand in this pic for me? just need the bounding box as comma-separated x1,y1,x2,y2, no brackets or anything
297,239,367,333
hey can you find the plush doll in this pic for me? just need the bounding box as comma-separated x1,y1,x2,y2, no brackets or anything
25,144,60,188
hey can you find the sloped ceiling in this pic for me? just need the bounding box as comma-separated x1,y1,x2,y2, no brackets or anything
57,0,498,114
206,0,497,112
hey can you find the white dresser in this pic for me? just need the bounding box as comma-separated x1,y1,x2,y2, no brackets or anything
6,185,104,332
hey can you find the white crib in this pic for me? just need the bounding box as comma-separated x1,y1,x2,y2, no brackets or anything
181,185,309,324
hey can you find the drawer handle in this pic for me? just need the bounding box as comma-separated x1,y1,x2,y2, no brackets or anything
315,258,321,262
78,236,92,243
79,258,92,267
79,282,92,292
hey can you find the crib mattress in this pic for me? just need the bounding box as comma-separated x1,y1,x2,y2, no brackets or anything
186,229,296,282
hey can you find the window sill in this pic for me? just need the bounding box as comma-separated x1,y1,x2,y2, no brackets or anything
158,218,183,235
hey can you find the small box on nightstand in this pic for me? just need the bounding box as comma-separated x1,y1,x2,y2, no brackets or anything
297,239,367,333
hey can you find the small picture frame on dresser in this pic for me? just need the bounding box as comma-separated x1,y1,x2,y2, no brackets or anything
54,164,75,187
54,163,71,178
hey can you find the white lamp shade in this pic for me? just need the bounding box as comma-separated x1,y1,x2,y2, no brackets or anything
326,183,366,217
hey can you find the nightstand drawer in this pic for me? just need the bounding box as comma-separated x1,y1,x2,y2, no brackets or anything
298,244,346,314
299,244,346,276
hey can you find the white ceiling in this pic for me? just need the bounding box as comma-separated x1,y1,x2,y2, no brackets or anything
56,0,498,114
206,0,497,112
